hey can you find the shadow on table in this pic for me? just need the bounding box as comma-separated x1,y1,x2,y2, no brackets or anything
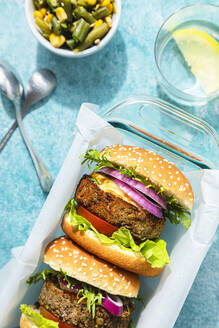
36,30,127,111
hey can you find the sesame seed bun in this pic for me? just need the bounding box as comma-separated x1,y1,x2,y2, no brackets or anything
62,214,163,277
101,145,194,211
43,236,140,298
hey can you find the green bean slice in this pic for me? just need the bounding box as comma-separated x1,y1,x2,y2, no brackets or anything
73,18,90,43
74,22,110,52
74,6,96,24
52,16,62,35
93,7,110,20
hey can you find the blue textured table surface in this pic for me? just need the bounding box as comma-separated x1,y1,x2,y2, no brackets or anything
0,0,218,327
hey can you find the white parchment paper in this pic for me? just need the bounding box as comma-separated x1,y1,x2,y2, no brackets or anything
0,103,218,328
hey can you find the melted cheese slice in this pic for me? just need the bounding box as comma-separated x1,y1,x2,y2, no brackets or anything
92,172,137,206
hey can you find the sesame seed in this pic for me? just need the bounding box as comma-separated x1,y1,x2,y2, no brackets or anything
78,268,82,272
177,177,180,181
83,272,86,275
53,249,59,253
176,171,179,174
149,157,152,161
92,273,98,277
128,293,132,297
62,241,66,245
104,264,108,267
159,173,162,177
80,256,83,260
69,252,72,256
110,273,113,277
58,260,62,264
74,260,78,263
99,269,103,273
153,164,156,168
93,278,96,281
103,283,108,287
114,278,120,282
82,263,87,267
109,268,113,271
152,171,155,174
100,274,103,278
168,183,171,186
66,263,70,266
125,286,128,289
113,283,116,287
61,247,65,251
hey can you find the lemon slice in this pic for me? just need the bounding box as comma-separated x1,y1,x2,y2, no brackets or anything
173,27,219,95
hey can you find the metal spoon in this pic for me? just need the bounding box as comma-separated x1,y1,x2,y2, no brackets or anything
0,68,56,152
0,61,54,193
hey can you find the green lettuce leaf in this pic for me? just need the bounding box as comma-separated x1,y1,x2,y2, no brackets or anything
65,199,170,268
20,304,58,328
82,149,191,229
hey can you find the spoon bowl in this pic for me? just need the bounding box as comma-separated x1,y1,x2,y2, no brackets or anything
0,68,56,152
0,62,54,193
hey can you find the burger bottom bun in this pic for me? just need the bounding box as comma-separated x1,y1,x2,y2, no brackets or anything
62,214,163,277
20,308,39,328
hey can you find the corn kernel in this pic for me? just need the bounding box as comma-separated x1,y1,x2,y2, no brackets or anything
86,0,97,5
49,33,66,48
39,8,47,17
34,10,44,20
100,0,110,6
105,15,112,27
56,7,67,23
94,19,103,29
45,13,54,23
106,3,113,13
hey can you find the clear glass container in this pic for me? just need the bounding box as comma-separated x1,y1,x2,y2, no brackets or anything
99,95,219,169
155,4,219,106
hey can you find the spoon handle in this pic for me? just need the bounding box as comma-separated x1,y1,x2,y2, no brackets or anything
0,102,29,153
14,99,53,193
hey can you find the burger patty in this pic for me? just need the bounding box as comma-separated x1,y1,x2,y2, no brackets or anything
39,277,131,328
75,175,165,242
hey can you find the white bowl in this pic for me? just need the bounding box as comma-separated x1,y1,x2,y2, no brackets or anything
25,0,121,58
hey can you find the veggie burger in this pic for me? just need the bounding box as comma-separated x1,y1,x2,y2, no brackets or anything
20,237,140,328
62,145,194,277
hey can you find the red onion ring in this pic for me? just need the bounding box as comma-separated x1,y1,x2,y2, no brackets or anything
101,167,166,209
59,278,81,293
102,294,124,317
110,176,163,218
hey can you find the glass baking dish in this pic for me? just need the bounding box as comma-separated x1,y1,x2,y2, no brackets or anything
98,95,219,170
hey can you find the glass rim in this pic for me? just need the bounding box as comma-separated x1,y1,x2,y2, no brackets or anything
154,3,219,103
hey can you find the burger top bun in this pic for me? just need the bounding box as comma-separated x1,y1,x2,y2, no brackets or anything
101,145,194,211
44,237,140,298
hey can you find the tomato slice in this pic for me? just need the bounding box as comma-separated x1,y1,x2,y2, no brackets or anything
77,206,118,236
40,306,79,328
